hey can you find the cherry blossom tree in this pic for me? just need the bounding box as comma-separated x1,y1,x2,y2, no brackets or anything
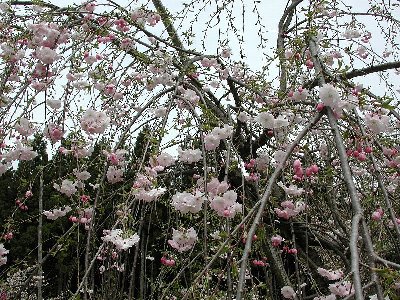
0,0,400,299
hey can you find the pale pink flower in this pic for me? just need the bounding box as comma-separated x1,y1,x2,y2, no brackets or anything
134,187,166,202
178,148,202,164
156,152,175,167
210,190,242,218
80,109,110,134
171,191,204,213
102,229,140,251
168,227,197,252
106,166,124,183
43,206,72,220
317,267,344,280
15,117,35,136
281,286,296,299
53,179,77,197
329,281,354,297
36,46,59,64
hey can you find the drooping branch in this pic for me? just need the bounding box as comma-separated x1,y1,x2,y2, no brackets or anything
236,111,323,300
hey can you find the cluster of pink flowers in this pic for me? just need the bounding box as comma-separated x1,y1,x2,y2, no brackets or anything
69,207,94,229
80,109,110,134
288,87,309,102
319,83,355,116
53,179,77,197
328,281,354,297
177,148,202,164
255,111,289,129
15,117,35,137
132,165,167,202
171,191,205,214
275,200,307,220
102,229,140,251
210,190,242,218
277,182,304,197
43,206,72,220
252,259,268,267
281,286,296,299
317,267,344,280
168,227,198,252
156,152,175,167
2,142,38,162
43,123,64,143
364,113,392,134
204,124,233,151
205,177,242,218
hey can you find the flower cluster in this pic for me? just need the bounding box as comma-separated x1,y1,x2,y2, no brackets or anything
328,281,354,297
102,229,140,251
281,286,296,299
156,152,175,167
43,123,64,143
178,148,202,164
171,191,205,214
255,111,289,129
15,117,35,137
168,227,198,252
204,124,233,151
134,187,166,202
275,200,307,220
53,179,77,197
43,206,72,220
80,109,110,134
2,142,38,162
317,267,344,280
210,190,242,218
106,166,124,184
277,181,304,196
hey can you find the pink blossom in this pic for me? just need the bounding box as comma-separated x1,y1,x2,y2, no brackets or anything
156,152,175,167
43,206,72,220
106,166,124,184
317,267,344,280
210,190,242,218
168,227,197,252
134,188,166,202
178,148,202,164
53,179,77,197
36,46,59,64
171,191,204,214
80,109,110,134
329,281,354,297
372,208,384,221
271,235,283,247
281,286,296,299
102,229,140,251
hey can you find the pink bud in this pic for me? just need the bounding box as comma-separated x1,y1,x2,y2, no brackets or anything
310,164,319,174
316,103,324,111
358,152,366,161
293,159,302,169
305,59,314,69
364,146,372,154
